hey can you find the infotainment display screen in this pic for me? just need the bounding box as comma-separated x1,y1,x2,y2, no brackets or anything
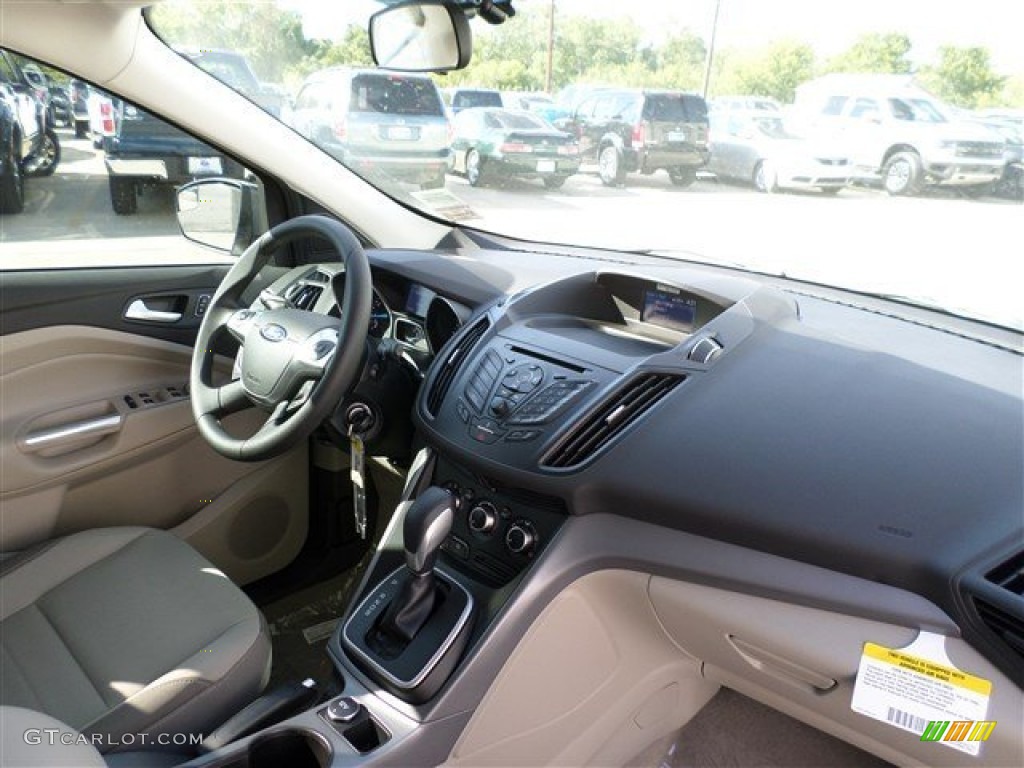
641,288,697,333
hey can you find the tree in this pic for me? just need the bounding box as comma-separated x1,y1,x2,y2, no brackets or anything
149,0,310,82
716,41,816,103
297,25,373,85
827,33,913,75
921,46,1006,108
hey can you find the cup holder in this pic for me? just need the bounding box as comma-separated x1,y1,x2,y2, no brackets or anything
230,728,331,768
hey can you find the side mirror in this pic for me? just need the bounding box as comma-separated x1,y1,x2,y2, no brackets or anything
175,178,268,256
369,1,472,72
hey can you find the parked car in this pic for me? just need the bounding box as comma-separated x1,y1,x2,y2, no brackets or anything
793,74,1006,196
0,82,26,212
447,87,503,114
104,101,243,214
449,107,580,188
711,95,783,114
66,78,92,137
46,75,71,127
708,111,851,194
178,48,287,117
968,113,1023,201
566,88,710,186
285,67,450,189
504,91,555,112
1,5,1023,768
0,47,58,212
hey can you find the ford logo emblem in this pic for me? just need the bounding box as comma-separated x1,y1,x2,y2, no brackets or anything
260,324,287,342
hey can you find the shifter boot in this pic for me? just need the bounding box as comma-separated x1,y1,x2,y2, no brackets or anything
378,572,438,643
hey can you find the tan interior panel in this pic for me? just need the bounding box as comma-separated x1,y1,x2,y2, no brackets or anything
649,577,1023,768
173,444,308,586
0,326,309,585
446,570,718,768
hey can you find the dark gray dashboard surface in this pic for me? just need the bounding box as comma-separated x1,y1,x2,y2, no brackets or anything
364,242,1023,689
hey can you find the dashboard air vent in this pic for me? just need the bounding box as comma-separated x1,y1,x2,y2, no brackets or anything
285,270,329,310
972,550,1024,661
426,316,491,416
986,550,1024,596
973,599,1024,657
543,372,684,468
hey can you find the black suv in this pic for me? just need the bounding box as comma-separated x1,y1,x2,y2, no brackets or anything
567,89,710,187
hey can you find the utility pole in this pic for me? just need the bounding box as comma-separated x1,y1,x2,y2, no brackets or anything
546,0,555,93
702,0,722,99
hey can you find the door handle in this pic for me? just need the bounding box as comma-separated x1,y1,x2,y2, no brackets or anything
21,413,123,453
125,298,183,323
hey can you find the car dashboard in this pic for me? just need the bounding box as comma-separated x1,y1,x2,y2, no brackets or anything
258,241,1021,767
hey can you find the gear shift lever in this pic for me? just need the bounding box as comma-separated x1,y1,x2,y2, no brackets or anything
403,486,454,575
378,486,454,643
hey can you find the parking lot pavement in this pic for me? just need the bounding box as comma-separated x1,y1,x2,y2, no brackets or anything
1,134,1020,328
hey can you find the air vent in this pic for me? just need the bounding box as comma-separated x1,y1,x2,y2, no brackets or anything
973,599,1024,657
971,550,1024,664
284,270,329,310
543,372,684,468
426,316,491,416
986,550,1024,596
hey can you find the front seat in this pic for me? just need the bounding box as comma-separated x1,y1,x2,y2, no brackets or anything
0,527,271,753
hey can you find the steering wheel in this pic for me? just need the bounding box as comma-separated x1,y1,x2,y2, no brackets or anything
190,215,372,461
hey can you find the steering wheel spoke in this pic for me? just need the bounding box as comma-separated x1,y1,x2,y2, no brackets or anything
224,308,260,344
194,379,252,420
190,215,372,461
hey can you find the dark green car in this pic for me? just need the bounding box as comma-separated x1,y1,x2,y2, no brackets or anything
449,108,581,189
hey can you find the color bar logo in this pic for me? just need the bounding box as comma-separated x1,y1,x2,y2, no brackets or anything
920,720,996,743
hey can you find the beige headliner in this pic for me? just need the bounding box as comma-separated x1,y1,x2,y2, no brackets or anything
0,0,453,250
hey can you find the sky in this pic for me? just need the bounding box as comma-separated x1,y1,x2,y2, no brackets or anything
286,0,1024,74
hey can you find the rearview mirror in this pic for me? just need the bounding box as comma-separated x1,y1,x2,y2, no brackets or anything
369,1,472,72
175,179,267,255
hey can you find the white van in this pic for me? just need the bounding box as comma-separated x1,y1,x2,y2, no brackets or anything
792,74,1005,195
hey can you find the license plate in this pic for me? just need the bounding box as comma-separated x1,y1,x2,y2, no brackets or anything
667,131,687,142
387,125,414,140
188,156,222,175
536,160,556,173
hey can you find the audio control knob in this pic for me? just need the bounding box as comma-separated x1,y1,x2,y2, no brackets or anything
505,520,537,555
468,502,498,535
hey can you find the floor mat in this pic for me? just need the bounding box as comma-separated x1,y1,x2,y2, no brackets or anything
663,688,893,768
259,456,406,697
261,552,372,698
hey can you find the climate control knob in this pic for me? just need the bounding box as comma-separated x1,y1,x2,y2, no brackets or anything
468,502,498,535
505,520,537,555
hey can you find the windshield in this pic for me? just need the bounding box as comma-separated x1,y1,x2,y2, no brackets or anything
889,97,946,122
149,0,1023,331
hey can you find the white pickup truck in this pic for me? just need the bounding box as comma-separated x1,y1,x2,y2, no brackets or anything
792,74,1006,196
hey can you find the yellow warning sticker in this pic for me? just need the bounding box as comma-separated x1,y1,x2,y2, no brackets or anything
861,643,993,696
851,633,992,757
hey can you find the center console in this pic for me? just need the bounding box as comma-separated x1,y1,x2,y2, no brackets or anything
177,270,755,768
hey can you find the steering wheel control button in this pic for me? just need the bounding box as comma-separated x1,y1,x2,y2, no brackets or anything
468,502,499,535
470,418,504,444
313,340,335,360
326,697,361,724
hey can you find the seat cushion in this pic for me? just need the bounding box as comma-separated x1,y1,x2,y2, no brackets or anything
0,527,271,752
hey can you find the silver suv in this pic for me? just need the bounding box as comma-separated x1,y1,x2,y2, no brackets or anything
285,68,450,189
794,74,1006,196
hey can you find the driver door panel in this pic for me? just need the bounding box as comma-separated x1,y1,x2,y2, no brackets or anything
0,268,309,585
